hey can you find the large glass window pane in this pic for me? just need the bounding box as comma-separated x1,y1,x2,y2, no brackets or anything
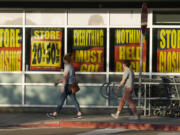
25,28,64,71
0,11,23,25
66,86,106,106
76,74,106,83
0,74,22,83
25,74,63,83
0,28,22,71
25,86,61,105
153,28,180,73
154,12,180,25
68,10,107,26
68,28,106,72
110,10,141,26
110,28,149,72
0,86,21,104
26,11,65,25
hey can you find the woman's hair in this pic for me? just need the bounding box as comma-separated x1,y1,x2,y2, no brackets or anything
63,53,72,63
123,60,131,67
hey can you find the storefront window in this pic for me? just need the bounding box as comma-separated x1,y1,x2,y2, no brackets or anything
25,28,64,71
0,28,22,71
68,10,107,26
110,10,141,26
154,12,180,25
153,28,180,73
26,11,65,25
110,28,149,72
68,28,106,72
0,11,23,25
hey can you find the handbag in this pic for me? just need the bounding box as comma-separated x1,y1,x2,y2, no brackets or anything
68,75,80,94
69,82,80,94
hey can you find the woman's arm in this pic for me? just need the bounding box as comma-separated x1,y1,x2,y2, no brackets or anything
60,72,69,93
54,80,63,86
115,78,126,93
62,72,68,87
54,72,69,86
118,78,126,88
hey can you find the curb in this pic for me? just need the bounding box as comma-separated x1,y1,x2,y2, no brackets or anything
60,121,180,131
2,121,180,131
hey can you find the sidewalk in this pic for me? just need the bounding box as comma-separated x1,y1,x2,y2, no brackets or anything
0,113,180,131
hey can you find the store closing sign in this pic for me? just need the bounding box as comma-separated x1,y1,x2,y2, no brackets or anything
0,28,22,71
157,29,180,72
30,28,63,71
70,28,106,72
114,28,147,72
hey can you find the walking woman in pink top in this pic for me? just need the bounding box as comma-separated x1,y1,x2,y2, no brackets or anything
111,60,140,120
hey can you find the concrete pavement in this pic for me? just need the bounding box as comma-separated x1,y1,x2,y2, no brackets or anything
0,113,180,131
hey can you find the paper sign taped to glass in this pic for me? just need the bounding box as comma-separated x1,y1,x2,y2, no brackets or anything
30,28,63,71
0,28,22,71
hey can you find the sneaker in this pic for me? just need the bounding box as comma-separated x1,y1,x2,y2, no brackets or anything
111,113,119,119
73,115,82,119
46,113,56,119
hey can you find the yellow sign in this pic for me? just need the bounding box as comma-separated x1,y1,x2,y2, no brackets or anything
0,28,22,71
30,29,63,71
157,29,180,72
72,29,105,72
114,29,147,72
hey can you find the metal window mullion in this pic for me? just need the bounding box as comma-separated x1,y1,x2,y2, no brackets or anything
0,83,22,86
65,9,68,54
76,72,107,75
24,72,108,75
24,83,102,86
109,72,150,75
66,25,107,28
110,26,141,28
0,72,22,74
24,25,66,28
149,9,153,78
106,10,110,106
152,25,180,28
24,71,64,74
22,10,26,105
0,25,23,28
151,72,180,76
109,72,180,76
64,10,68,106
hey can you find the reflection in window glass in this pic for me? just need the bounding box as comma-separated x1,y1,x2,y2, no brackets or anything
0,86,21,104
25,74,63,83
110,10,141,26
154,12,180,25
26,11,65,25
76,74,106,83
25,86,61,105
68,11,107,26
0,11,23,25
0,74,22,83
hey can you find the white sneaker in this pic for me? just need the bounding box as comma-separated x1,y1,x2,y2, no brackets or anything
111,113,119,119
